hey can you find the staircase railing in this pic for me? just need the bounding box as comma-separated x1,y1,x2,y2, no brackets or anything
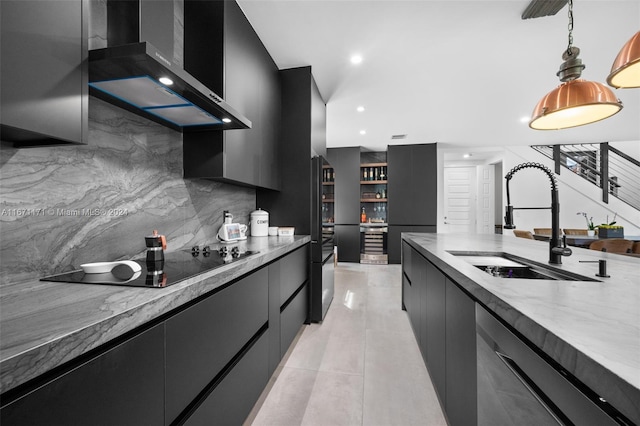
531,142,640,211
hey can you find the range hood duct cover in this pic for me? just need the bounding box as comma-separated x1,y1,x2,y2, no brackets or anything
89,42,251,131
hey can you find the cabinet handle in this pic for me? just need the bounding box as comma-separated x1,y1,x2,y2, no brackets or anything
494,350,565,425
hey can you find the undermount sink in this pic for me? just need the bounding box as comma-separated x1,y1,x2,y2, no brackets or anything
447,251,600,282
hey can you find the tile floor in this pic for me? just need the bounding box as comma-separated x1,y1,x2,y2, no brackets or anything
246,263,447,426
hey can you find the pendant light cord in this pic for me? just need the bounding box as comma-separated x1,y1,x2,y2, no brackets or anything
566,0,574,56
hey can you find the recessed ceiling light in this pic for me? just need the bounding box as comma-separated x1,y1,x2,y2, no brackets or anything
357,106,365,112
350,55,363,65
222,118,232,123
360,130,366,135
159,77,173,85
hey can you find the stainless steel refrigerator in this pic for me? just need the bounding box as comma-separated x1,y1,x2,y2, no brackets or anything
311,156,335,322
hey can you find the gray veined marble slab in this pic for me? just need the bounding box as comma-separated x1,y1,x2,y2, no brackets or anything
402,232,640,425
0,236,310,394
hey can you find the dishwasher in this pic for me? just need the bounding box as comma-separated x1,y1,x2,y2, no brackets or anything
476,304,632,426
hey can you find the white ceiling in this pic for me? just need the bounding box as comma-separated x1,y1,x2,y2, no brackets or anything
237,0,640,153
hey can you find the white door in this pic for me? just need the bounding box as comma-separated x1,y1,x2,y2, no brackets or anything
477,165,495,234
443,167,476,233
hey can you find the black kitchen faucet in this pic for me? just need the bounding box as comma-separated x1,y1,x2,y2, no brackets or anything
504,162,572,264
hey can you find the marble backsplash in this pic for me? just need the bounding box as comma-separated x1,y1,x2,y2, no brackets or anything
0,98,255,286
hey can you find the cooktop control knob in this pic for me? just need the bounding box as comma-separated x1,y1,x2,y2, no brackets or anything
231,246,240,258
191,246,200,257
202,245,211,257
219,246,228,257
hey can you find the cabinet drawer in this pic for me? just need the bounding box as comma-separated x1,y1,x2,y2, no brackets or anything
165,268,268,424
281,282,308,358
1,324,164,426
280,245,309,305
183,331,269,426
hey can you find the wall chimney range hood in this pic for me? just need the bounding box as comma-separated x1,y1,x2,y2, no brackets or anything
89,42,251,131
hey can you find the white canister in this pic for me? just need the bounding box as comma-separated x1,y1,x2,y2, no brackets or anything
250,208,269,236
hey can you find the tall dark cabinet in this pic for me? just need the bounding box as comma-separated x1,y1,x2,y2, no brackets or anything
1,0,88,147
327,147,361,262
387,143,438,263
256,66,326,233
182,0,280,190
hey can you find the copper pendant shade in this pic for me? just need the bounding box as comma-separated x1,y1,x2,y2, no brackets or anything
530,0,623,131
607,31,640,89
530,79,623,130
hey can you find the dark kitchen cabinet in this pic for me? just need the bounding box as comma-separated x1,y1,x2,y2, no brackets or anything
257,66,326,234
183,0,280,190
281,282,309,358
0,0,88,147
183,332,270,426
445,278,477,426
334,225,361,263
401,241,476,426
425,259,446,403
327,147,361,263
402,241,427,349
327,147,361,225
279,245,310,306
268,258,283,376
388,225,436,264
268,245,310,365
387,143,437,225
0,324,164,426
387,144,437,263
1,244,310,426
165,267,269,425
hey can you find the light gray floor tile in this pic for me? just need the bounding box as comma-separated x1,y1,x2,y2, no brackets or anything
250,263,446,426
301,371,364,426
363,329,447,426
251,367,319,426
366,286,410,333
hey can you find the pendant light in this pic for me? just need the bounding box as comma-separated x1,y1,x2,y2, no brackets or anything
530,0,623,130
607,31,640,89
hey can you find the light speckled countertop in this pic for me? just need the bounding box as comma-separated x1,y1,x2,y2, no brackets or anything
0,236,310,394
403,233,640,424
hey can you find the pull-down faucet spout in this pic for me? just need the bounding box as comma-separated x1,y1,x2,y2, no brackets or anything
504,162,572,265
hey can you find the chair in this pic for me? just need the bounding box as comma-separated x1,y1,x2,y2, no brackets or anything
589,239,634,254
513,230,534,240
533,228,552,235
563,228,589,235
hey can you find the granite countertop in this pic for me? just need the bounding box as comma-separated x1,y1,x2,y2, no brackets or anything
402,233,640,424
0,236,310,394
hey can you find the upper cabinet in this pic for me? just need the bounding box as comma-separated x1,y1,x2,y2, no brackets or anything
388,143,438,226
1,0,88,147
183,1,281,190
327,147,361,225
256,66,327,234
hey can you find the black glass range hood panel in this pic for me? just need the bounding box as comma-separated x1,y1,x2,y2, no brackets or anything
89,42,251,131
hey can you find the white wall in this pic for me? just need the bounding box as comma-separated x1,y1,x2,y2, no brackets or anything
503,145,640,236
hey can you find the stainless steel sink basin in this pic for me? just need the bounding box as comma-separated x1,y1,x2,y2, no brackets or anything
447,251,600,282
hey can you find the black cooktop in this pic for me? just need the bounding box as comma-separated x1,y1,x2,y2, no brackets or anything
41,247,259,288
